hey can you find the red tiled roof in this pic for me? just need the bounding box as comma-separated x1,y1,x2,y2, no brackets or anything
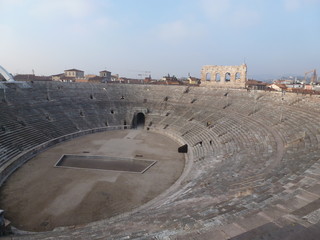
274,83,287,89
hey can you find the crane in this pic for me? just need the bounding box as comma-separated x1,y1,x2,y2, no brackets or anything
129,70,151,79
304,69,317,84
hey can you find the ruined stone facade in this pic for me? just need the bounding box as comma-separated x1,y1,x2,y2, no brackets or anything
201,64,247,88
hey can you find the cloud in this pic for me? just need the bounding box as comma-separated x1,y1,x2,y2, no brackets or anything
0,24,13,34
231,7,260,28
0,24,16,45
283,0,320,11
67,16,117,35
30,0,95,19
25,0,117,36
200,0,231,19
64,15,118,36
156,20,189,44
94,16,118,29
199,0,260,29
0,0,24,8
283,0,302,11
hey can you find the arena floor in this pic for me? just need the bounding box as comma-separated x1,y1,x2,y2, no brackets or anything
0,130,185,232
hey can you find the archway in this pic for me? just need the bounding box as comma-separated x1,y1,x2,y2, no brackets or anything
225,72,231,82
132,112,145,129
206,73,211,81
235,72,241,80
215,73,221,82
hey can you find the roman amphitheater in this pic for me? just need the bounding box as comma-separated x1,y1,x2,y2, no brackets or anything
1,67,320,239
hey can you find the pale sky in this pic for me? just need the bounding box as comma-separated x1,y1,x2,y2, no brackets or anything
0,0,319,80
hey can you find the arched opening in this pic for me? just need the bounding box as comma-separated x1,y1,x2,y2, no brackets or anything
225,72,231,82
132,112,145,129
215,73,221,82
206,73,211,81
235,72,241,80
136,113,145,128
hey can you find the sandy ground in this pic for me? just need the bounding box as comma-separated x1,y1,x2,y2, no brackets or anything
0,130,185,232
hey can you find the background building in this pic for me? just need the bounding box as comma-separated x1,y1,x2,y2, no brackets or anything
99,70,111,82
64,69,84,79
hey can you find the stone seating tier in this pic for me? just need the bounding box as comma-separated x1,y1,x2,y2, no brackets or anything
0,82,320,239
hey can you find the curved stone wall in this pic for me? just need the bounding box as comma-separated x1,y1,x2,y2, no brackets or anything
1,82,320,239
0,126,125,186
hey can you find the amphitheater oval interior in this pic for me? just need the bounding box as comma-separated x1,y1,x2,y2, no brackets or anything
1,81,320,239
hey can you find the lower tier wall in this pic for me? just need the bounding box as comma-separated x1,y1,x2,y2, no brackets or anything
0,125,130,186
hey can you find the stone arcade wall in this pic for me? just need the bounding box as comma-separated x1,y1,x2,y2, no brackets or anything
201,64,247,88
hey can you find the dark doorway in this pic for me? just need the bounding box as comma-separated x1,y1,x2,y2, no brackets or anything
136,113,145,128
132,112,145,129
178,144,188,153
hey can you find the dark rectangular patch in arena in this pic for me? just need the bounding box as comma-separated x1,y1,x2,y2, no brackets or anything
55,155,156,173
